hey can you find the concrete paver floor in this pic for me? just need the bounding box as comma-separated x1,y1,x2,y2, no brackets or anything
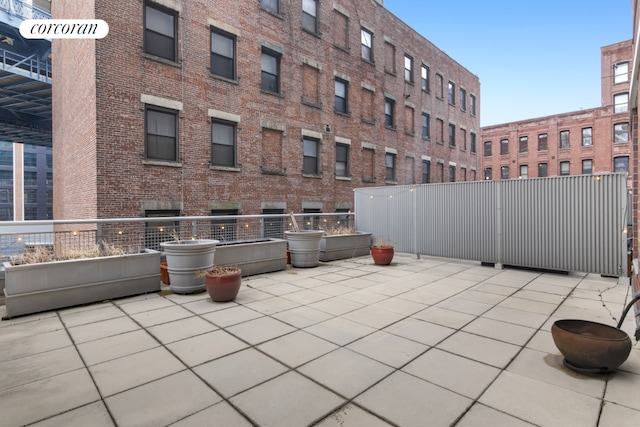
1,254,639,426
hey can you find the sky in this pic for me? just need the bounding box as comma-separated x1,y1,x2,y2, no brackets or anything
384,0,633,127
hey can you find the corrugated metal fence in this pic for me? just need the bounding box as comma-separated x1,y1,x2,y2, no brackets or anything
355,174,629,276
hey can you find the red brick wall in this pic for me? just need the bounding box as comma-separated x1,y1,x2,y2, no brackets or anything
55,0,480,219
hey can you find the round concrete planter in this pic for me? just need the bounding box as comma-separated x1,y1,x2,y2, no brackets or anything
285,230,324,268
160,239,218,294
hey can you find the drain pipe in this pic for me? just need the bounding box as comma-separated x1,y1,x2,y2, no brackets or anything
616,293,640,340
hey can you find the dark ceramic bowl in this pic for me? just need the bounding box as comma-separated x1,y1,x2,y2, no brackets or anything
551,319,632,373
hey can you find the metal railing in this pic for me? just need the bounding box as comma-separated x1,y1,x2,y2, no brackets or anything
0,212,355,261
0,48,52,82
0,0,51,21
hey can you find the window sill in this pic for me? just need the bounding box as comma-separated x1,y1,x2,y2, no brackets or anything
261,89,285,98
333,44,350,54
384,70,397,77
405,131,415,137
362,177,376,183
361,58,375,66
209,165,241,172
302,173,323,179
143,160,182,168
335,176,351,181
422,136,430,142
436,141,444,145
581,145,593,149
302,99,322,109
260,166,286,176
259,7,284,19
385,126,397,131
334,110,351,118
385,180,398,185
361,118,376,126
142,53,182,68
422,88,430,94
208,71,239,85
302,28,321,38
405,80,414,86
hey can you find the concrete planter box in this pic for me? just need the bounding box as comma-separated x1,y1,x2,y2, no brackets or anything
3,249,161,318
320,232,372,261
214,238,287,277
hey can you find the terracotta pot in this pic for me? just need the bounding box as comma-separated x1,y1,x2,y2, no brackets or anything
160,262,170,285
204,267,242,302
371,246,394,265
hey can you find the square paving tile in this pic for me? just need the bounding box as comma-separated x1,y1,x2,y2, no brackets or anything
167,330,248,367
116,296,175,314
371,297,426,316
226,316,296,345
604,370,640,410
598,402,640,427
403,348,501,399
29,401,114,427
299,348,394,398
244,297,301,315
411,306,476,329
456,403,536,427
283,289,333,305
355,371,472,427
201,305,263,327
170,401,252,426
146,316,218,344
309,297,364,316
77,329,159,366
230,371,344,427
194,348,288,397
479,371,601,427
89,347,185,397
497,296,558,316
346,330,428,368
481,305,549,329
181,298,238,315
129,305,194,328
315,403,393,427
304,317,377,346
384,317,455,346
67,316,140,344
0,369,101,427
272,305,334,328
342,305,405,329
437,331,520,368
462,317,536,346
258,330,338,368
0,328,72,363
0,316,64,343
105,371,221,427
59,304,124,328
436,297,494,315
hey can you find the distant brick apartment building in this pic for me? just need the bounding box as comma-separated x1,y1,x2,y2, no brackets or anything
51,0,480,221
481,40,632,185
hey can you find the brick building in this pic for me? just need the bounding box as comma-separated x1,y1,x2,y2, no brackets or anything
481,40,632,185
51,0,480,221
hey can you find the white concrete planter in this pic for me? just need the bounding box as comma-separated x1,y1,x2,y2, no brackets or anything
160,239,218,294
285,230,324,268
2,249,161,318
320,232,372,261
214,238,287,276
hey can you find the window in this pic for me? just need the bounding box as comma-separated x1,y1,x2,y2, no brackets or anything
384,41,396,74
614,62,629,84
303,137,319,175
422,160,430,183
560,161,570,176
211,120,236,167
519,136,528,153
614,156,629,173
500,139,508,155
538,133,548,151
581,159,592,175
448,123,455,147
614,93,628,114
460,128,467,150
459,88,466,111
211,29,235,80
145,210,179,250
263,208,284,238
436,73,443,99
144,2,177,61
24,171,37,186
302,0,318,33
362,147,375,182
385,153,396,181
361,28,373,62
146,107,178,161
448,81,455,105
559,130,570,149
405,106,415,135
436,118,444,143
0,150,11,166
470,132,476,154
421,64,429,91
211,209,239,241
261,48,280,93
404,54,413,83
538,163,548,177
384,98,395,128
470,94,476,115
361,87,375,123
484,141,492,157
519,165,528,179
421,113,430,139
261,0,279,14
24,152,37,168
302,208,321,230
334,78,348,114
580,127,592,147
500,166,509,180
449,165,456,182
333,9,349,49
24,188,38,203
302,64,320,105
0,170,12,186
335,143,349,177
484,167,492,180
614,122,629,143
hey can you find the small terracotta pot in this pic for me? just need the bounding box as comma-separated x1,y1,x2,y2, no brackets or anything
371,246,394,265
204,268,242,302
160,262,170,285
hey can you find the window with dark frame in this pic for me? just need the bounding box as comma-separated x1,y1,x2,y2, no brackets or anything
614,122,629,143
538,133,548,151
262,208,284,238
470,94,476,115
581,127,592,146
560,161,570,176
484,141,492,157
303,137,319,175
145,106,178,162
436,73,443,99
519,136,528,153
261,48,280,93
519,165,528,178
404,54,413,83
335,143,349,177
460,128,467,150
421,113,430,139
384,97,395,128
448,123,455,147
449,165,455,182
260,0,279,14
334,78,348,114
614,156,629,173
559,130,570,149
484,167,492,180
422,160,430,183
582,159,592,175
459,88,466,111
500,166,509,180
302,0,318,34
470,132,476,153
448,81,455,105
144,2,177,61
211,209,239,241
614,93,629,114
211,120,236,167
436,118,444,143
361,28,373,62
210,29,235,80
385,153,396,181
421,64,429,91
500,139,508,155
538,163,548,177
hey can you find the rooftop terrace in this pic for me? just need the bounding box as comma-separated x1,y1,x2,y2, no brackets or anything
0,253,638,426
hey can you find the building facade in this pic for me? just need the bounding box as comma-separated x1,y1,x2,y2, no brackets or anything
52,0,480,221
481,40,632,185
